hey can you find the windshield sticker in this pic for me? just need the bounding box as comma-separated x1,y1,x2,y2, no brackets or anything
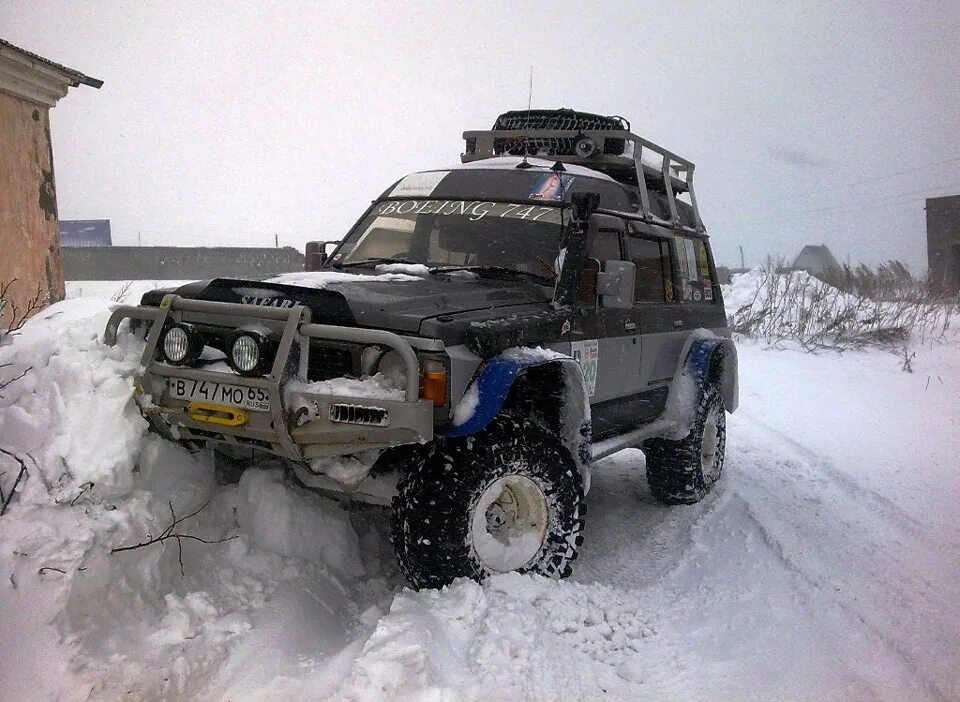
375,200,560,223
389,171,449,198
529,173,574,201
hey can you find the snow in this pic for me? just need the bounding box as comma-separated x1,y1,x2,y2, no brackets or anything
66,279,192,303
374,263,430,276
266,270,422,288
1,278,959,700
285,374,404,406
448,156,618,181
451,381,479,426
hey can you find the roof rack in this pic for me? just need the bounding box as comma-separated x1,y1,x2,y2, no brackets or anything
462,109,704,232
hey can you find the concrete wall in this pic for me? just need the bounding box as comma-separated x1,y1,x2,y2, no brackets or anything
926,195,960,293
63,246,305,281
0,90,64,325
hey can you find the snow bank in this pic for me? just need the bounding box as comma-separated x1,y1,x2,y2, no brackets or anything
0,298,367,700
338,573,659,700
66,280,192,303
236,469,363,577
722,266,956,349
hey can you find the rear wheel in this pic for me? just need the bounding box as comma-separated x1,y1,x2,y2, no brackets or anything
391,415,585,589
644,384,726,504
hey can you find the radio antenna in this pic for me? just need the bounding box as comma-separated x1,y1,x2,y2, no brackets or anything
517,66,534,169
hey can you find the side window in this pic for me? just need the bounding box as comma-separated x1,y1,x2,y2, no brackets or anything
629,236,673,302
674,236,715,302
588,229,623,262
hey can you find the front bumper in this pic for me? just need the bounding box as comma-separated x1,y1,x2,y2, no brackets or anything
104,295,435,460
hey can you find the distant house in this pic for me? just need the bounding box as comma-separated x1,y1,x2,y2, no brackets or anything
793,245,840,278
60,219,112,247
0,39,101,324
926,195,960,293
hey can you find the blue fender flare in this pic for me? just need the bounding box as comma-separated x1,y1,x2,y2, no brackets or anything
674,334,739,415
440,353,584,438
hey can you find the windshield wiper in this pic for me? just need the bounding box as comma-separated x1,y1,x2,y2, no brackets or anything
337,257,420,269
428,265,553,284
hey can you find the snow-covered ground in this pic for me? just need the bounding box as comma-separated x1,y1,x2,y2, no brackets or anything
2,278,958,700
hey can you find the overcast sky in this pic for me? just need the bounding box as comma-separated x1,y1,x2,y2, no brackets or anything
2,1,958,271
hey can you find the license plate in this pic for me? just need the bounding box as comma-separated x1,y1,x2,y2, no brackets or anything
167,378,271,412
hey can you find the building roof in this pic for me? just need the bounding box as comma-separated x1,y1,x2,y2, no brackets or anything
0,38,102,107
926,194,960,210
793,244,840,273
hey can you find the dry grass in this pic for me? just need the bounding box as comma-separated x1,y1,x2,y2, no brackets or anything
728,260,958,354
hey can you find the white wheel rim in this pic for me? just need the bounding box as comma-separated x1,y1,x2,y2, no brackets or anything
471,475,549,572
701,406,721,482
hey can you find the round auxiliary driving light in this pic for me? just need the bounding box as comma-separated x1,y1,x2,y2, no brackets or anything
162,325,191,364
231,334,261,374
574,136,598,158
374,350,407,390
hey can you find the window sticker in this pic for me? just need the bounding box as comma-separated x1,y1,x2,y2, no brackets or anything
389,171,449,198
374,200,561,223
684,238,698,283
529,173,574,201
696,241,710,278
571,340,599,397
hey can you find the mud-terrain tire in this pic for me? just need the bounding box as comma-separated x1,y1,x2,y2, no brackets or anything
643,384,726,505
391,415,585,590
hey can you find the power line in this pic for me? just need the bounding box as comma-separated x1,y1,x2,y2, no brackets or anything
787,155,960,198
731,182,960,226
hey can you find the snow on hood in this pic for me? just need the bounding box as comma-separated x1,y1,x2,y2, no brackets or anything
265,269,424,289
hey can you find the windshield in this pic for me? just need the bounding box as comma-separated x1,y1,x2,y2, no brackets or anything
332,200,565,280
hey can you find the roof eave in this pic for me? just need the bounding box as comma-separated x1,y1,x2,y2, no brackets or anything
0,38,102,107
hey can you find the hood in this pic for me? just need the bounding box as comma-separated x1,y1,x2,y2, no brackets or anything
145,273,553,341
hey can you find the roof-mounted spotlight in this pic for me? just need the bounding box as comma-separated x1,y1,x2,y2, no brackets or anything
574,135,598,158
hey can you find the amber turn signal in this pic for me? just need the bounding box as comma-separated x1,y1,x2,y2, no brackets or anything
420,371,448,406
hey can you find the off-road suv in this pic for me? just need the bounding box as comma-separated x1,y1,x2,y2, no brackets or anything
105,109,738,589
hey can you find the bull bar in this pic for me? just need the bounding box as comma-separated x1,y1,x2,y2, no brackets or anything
104,295,435,460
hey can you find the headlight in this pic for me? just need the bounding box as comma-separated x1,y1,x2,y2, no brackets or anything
161,325,197,364
375,350,408,389
230,329,273,375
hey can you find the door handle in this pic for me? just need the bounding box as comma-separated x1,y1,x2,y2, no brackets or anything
673,320,684,328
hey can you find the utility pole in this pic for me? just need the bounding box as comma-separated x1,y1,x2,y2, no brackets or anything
274,233,279,248
738,244,745,270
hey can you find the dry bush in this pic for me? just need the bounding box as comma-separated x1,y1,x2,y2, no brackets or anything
728,259,957,353
0,279,44,344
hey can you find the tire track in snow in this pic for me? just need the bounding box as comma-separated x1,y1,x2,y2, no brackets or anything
729,415,960,700
739,410,931,538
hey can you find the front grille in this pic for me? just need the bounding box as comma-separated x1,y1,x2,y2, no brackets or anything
307,344,355,381
329,404,389,427
493,109,630,132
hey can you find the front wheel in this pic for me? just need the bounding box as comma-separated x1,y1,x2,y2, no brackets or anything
643,384,726,504
391,415,586,590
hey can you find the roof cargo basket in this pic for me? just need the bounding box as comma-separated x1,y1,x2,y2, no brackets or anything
462,108,704,232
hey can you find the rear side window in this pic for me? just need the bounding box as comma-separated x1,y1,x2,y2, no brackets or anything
675,236,714,302
629,236,673,302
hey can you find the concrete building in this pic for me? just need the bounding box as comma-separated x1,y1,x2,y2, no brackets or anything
0,39,101,326
793,244,840,279
926,195,960,293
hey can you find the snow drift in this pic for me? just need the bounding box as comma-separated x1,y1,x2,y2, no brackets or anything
1,277,959,701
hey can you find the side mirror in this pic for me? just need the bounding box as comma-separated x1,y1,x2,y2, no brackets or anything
596,260,635,308
305,241,336,271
